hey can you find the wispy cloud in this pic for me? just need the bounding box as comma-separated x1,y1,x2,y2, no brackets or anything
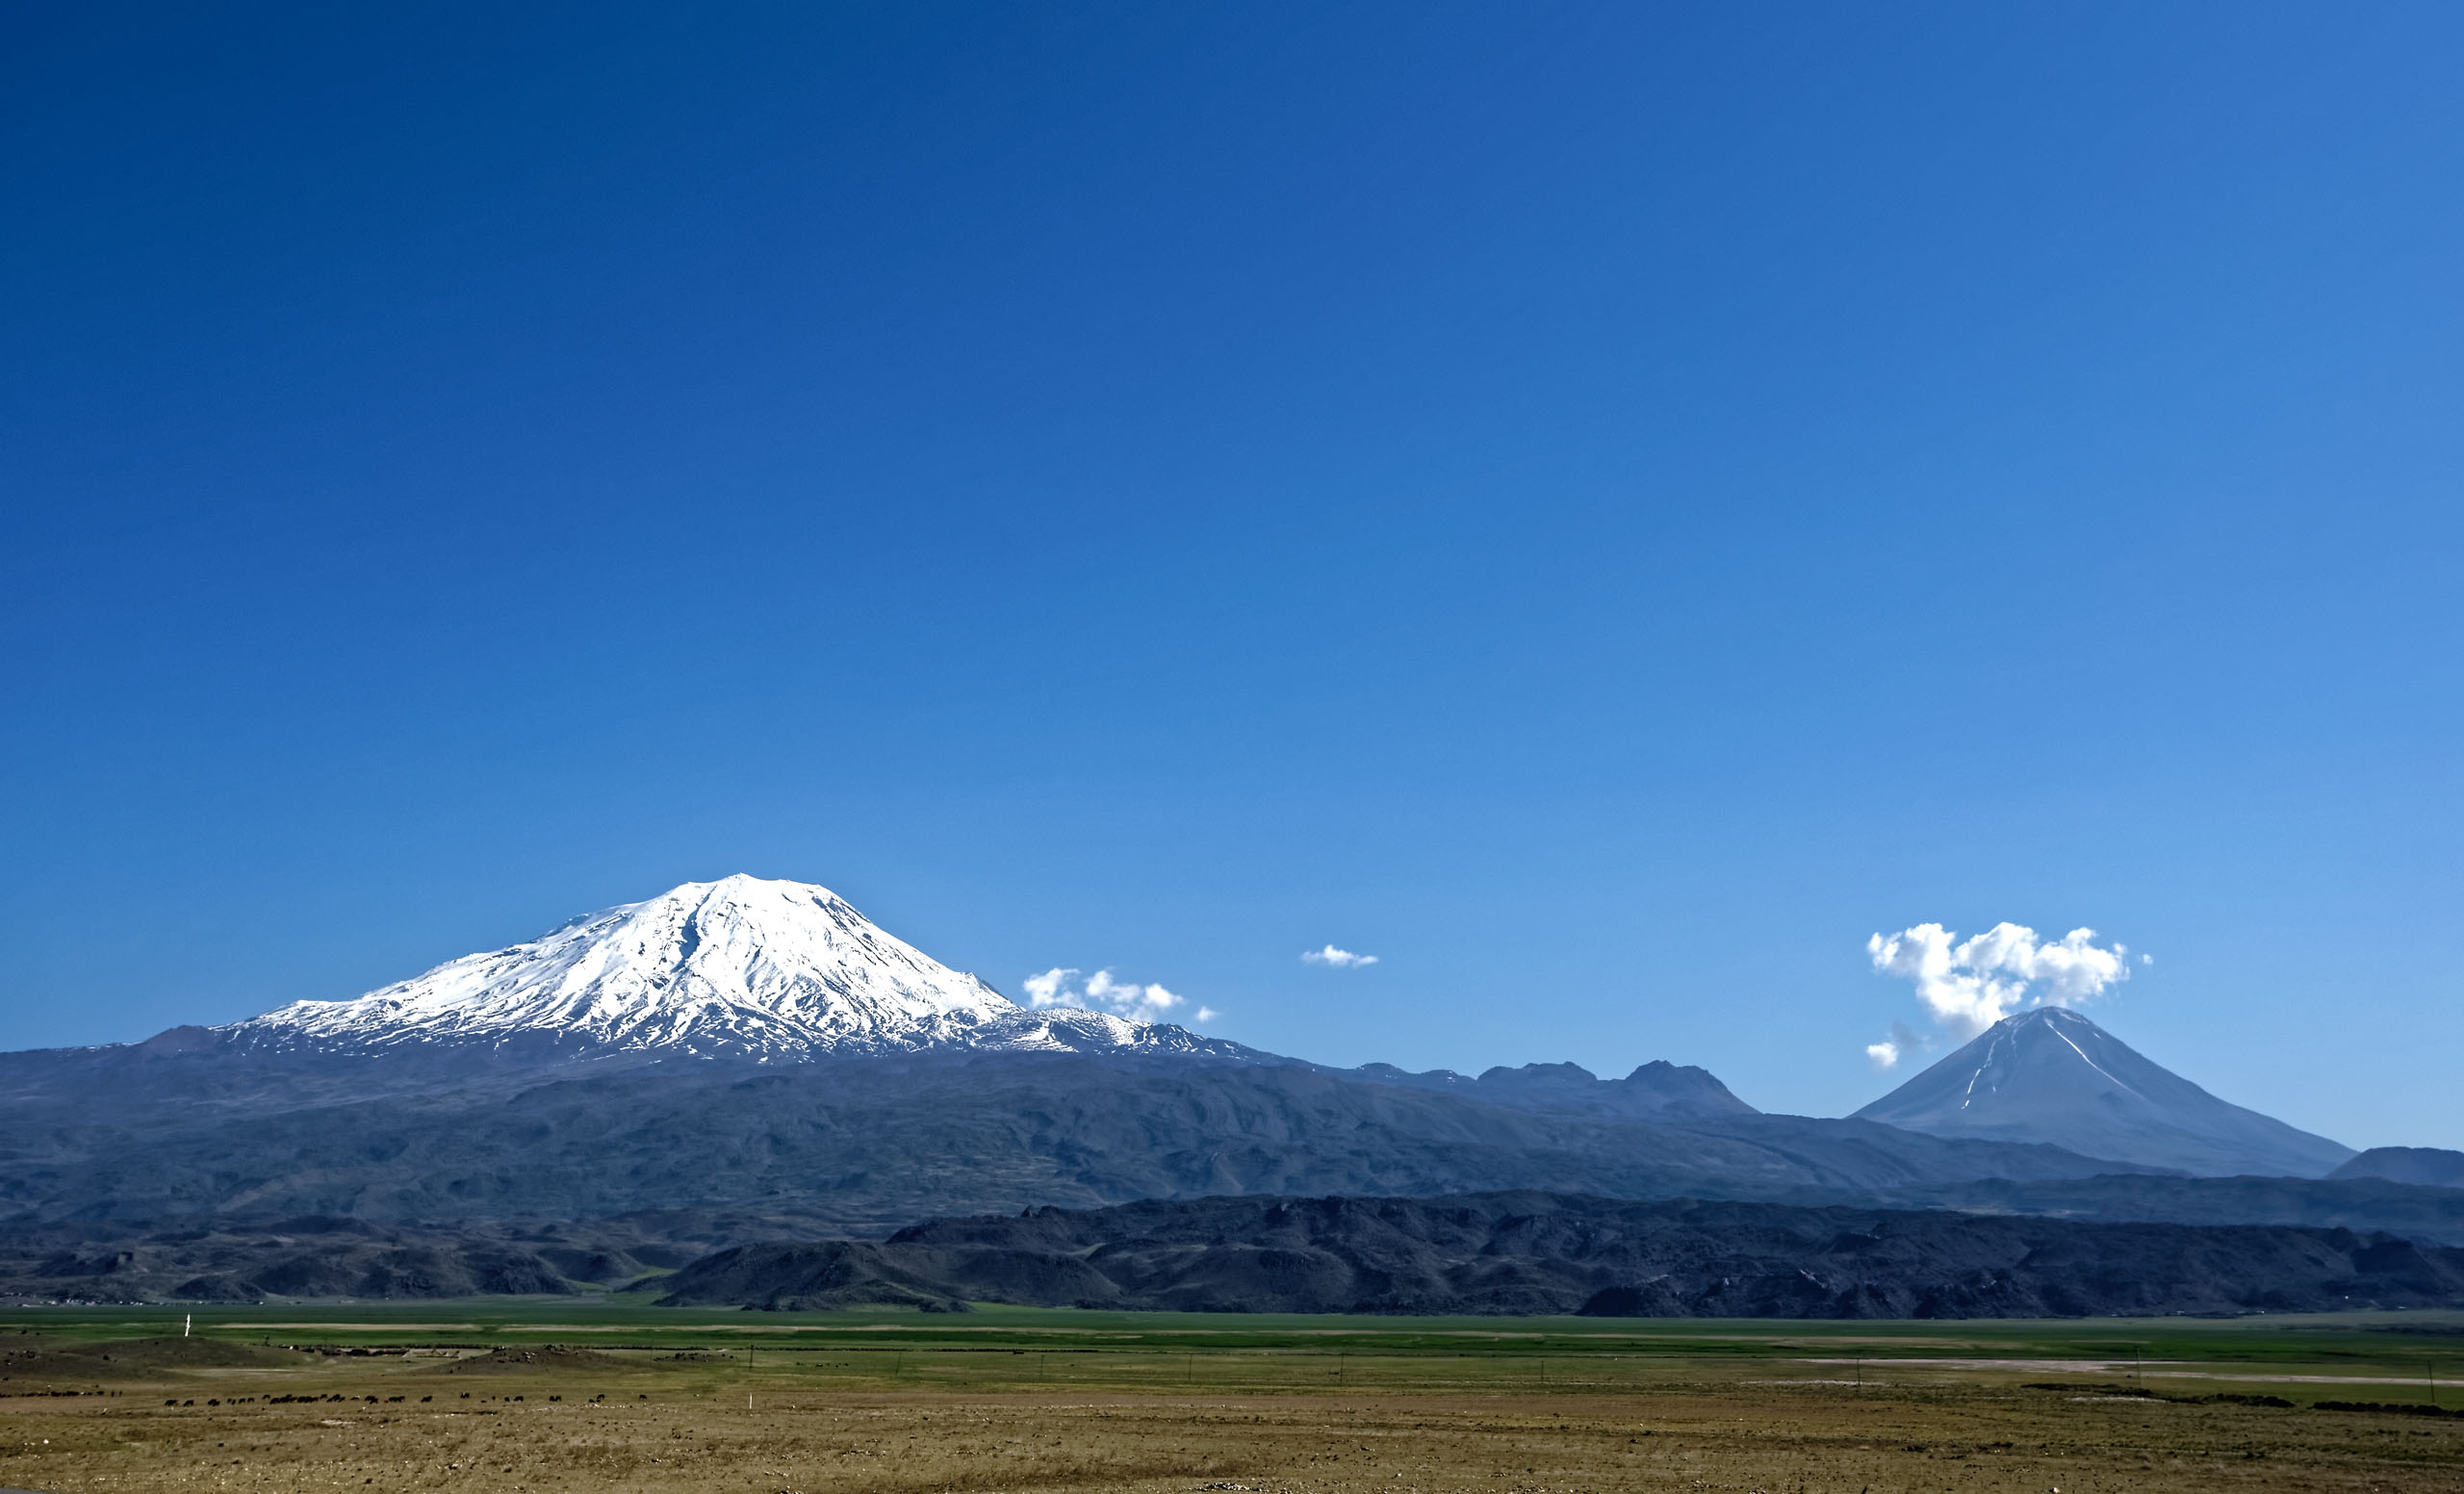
1301,944,1378,968
1863,922,2133,1065
1022,966,1208,1022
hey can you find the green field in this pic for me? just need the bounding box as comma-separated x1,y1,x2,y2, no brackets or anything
8,1299,2461,1404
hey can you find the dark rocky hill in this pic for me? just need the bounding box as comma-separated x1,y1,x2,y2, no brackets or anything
1839,1172,2464,1246
2331,1147,2464,1190
0,1215,679,1303
646,1191,2464,1318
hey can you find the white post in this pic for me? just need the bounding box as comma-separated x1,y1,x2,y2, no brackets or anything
184,1314,192,1339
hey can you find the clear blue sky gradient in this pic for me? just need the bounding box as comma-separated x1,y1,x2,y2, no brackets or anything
5,3,2458,1146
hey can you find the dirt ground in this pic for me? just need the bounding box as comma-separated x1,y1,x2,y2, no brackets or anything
4,1351,2462,1494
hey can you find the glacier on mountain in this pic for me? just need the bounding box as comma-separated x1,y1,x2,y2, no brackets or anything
222,874,1228,1060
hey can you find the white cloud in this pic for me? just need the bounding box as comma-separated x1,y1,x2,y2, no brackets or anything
1866,1019,1926,1070
1023,966,1200,1021
1864,922,2132,1059
1022,967,1075,1007
1302,944,1378,967
1194,1006,1219,1023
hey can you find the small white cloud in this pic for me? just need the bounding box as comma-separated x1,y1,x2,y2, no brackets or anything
1087,968,1181,1014
1194,1006,1219,1023
1864,922,2132,1058
2141,952,2155,966
1024,966,1196,1020
1302,944,1378,967
1865,1019,1925,1070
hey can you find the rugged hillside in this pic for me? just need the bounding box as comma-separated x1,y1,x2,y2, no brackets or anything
647,1191,2464,1318
0,1216,688,1303
0,1048,2145,1240
1852,1008,2352,1178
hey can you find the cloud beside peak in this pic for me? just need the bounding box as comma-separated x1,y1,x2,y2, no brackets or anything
1866,921,2132,1044
1302,944,1378,967
1022,966,1202,1021
1864,1020,1928,1071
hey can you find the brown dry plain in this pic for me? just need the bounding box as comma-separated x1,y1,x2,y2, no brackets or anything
4,1312,2462,1494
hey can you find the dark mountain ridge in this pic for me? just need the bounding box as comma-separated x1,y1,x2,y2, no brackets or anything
0,1044,2150,1239
1349,1058,1754,1120
2332,1147,2464,1190
646,1190,2464,1319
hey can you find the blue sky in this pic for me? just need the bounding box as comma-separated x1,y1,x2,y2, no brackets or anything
4,2,2458,1146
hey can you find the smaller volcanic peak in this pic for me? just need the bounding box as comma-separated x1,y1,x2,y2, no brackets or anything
1852,1007,2352,1178
222,874,1231,1062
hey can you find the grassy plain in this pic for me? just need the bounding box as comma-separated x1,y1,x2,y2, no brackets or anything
4,1301,2461,1493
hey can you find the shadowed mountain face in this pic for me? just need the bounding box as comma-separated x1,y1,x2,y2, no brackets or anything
0,1046,2150,1244
1851,1008,2353,1179
645,1191,2464,1318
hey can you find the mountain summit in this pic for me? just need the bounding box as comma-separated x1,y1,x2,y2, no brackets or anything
224,874,1227,1061
1851,1007,2352,1178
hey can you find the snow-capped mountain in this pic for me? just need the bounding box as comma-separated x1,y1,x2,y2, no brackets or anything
1851,1007,2353,1178
223,874,1231,1061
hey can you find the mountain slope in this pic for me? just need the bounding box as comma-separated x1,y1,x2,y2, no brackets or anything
0,1047,2154,1240
1852,1008,2352,1178
221,874,1228,1061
